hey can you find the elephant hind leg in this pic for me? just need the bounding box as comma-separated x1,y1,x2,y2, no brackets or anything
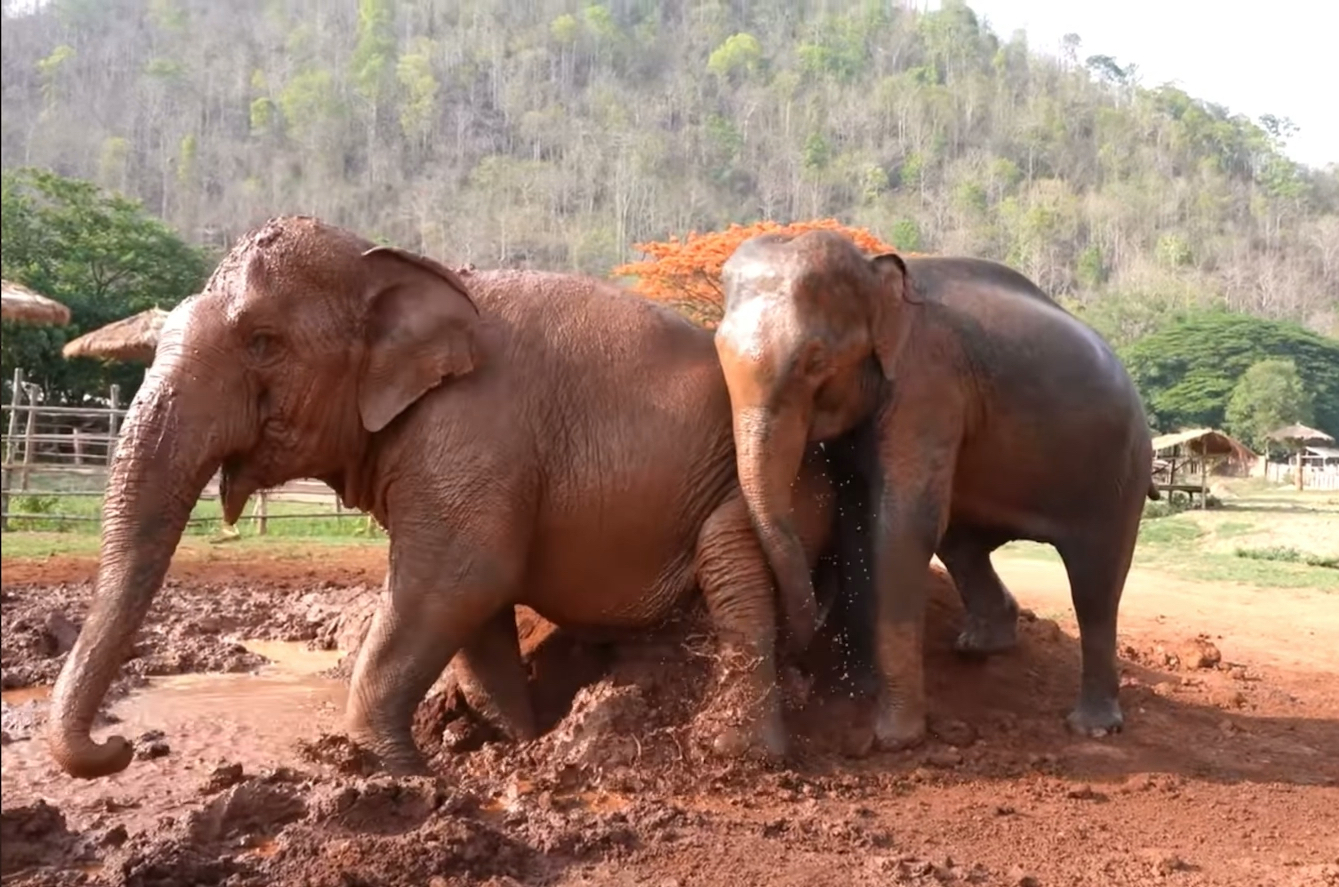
694,493,787,761
451,608,537,743
1055,530,1134,738
937,523,1019,658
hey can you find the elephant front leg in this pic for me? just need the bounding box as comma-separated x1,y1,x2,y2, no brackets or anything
694,495,788,761
870,432,957,752
345,539,517,775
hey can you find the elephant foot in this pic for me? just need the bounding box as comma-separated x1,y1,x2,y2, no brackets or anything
1065,696,1124,739
344,721,431,777
953,612,1019,658
710,710,788,763
872,700,927,752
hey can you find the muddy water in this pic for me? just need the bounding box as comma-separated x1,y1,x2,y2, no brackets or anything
1,640,347,833
1,685,52,705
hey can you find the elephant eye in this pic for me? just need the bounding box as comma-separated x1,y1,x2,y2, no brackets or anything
248,331,281,362
802,343,828,376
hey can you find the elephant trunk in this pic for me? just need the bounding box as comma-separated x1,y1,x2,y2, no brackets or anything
48,359,235,779
734,405,818,653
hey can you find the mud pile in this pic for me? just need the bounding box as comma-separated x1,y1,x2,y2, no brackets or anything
3,550,1337,887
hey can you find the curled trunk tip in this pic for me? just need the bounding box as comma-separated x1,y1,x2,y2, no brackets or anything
46,726,135,779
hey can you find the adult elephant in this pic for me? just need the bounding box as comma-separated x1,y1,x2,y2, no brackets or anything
713,230,1156,752
47,216,843,780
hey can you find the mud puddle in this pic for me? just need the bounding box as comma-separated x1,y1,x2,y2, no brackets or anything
2,640,346,836
1,685,52,705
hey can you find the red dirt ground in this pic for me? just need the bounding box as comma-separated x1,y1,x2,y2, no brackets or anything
2,543,1336,887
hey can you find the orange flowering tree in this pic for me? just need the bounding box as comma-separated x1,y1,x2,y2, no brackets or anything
612,218,900,328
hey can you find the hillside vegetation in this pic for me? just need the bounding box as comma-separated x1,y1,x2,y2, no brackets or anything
2,0,1336,345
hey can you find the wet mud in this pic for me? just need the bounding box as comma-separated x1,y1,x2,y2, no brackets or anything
2,548,1337,887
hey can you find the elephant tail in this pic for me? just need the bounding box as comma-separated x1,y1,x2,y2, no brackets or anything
1147,481,1162,501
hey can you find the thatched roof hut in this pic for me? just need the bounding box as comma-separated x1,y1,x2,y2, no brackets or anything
62,307,170,363
2,278,72,326
1149,428,1258,506
1266,423,1335,446
1150,428,1257,465
1265,423,1335,491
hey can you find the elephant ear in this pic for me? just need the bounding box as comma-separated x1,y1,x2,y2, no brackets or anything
868,251,919,381
358,246,482,433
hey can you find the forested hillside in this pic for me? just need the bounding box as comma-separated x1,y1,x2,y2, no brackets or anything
2,0,1336,342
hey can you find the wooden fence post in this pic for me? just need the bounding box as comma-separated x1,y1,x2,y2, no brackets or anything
106,384,121,466
256,490,269,535
20,383,39,492
1,369,25,531
3,369,23,465
72,427,85,466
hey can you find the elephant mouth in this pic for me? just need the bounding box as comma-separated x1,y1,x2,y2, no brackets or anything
219,458,259,524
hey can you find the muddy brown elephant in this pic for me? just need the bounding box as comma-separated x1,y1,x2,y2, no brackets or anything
713,229,1156,751
47,216,842,780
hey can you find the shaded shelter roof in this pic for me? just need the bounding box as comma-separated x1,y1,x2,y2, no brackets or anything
1267,423,1335,445
2,278,72,326
1150,428,1256,462
62,307,171,363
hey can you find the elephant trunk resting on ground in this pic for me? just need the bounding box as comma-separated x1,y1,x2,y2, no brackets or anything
48,216,850,780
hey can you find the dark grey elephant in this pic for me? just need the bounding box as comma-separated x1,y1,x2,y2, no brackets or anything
712,229,1156,751
47,216,843,779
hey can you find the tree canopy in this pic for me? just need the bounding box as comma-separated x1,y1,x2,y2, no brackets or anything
1,168,210,404
1224,359,1316,453
1121,312,1339,438
1,0,1335,341
613,218,896,327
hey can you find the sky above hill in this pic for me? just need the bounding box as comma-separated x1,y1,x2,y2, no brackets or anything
959,0,1337,169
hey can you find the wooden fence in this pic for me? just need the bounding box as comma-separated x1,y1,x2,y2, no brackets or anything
1,370,372,533
1263,459,1339,492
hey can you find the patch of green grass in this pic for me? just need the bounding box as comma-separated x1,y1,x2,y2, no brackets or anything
1234,545,1338,569
1136,516,1204,546
4,492,374,539
1142,497,1189,520
1,531,387,560
996,541,1061,562
1212,520,1256,539
1175,553,1339,591
1,533,101,558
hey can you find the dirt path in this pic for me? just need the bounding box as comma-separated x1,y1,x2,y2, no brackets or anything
2,546,1336,887
994,554,1339,674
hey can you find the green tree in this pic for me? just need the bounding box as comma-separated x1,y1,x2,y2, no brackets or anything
707,33,763,81
1121,311,1339,435
1224,359,1315,452
1,0,1336,335
350,0,397,104
1,168,210,405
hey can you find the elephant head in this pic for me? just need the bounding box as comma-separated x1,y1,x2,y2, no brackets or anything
48,216,482,779
713,230,918,651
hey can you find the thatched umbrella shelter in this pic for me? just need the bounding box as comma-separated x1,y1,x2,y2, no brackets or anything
1150,428,1258,507
2,278,72,326
61,307,170,364
1267,423,1337,491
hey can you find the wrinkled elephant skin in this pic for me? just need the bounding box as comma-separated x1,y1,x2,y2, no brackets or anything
46,216,841,779
714,230,1155,751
